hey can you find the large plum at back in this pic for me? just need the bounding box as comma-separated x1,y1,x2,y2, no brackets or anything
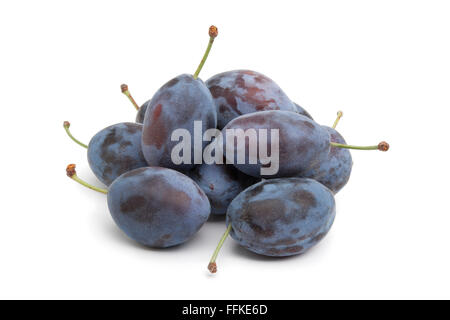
87,122,147,186
206,70,311,129
222,110,330,178
226,178,336,257
107,167,211,248
141,74,217,171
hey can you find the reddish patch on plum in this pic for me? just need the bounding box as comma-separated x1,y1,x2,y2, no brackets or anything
120,195,147,213
153,104,163,120
209,86,238,111
142,104,167,149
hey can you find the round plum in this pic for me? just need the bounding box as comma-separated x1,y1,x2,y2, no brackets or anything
227,178,335,256
87,122,147,186
207,177,336,272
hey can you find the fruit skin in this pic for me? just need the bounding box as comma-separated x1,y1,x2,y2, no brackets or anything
293,102,313,120
226,178,335,257
207,70,312,129
299,127,353,194
87,122,147,186
222,110,330,178
107,167,211,248
141,74,217,171
135,100,150,124
188,163,259,215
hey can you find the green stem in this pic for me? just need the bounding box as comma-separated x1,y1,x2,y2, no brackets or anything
70,173,108,194
332,111,343,129
121,84,140,111
63,123,88,149
208,224,232,273
330,142,379,150
194,37,215,79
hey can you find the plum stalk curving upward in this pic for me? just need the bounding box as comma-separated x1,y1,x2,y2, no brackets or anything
120,84,151,123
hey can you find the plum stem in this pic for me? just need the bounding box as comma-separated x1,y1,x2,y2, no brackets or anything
330,141,390,152
66,164,108,194
193,26,218,79
63,121,88,149
332,111,343,129
121,84,140,111
208,224,231,274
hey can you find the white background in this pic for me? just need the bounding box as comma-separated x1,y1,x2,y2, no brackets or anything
1,0,449,299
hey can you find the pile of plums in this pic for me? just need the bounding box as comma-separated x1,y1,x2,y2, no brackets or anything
64,26,389,273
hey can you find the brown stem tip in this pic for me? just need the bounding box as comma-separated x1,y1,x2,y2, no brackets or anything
378,141,390,152
120,84,128,93
66,164,76,178
63,121,70,128
208,262,217,274
209,25,218,38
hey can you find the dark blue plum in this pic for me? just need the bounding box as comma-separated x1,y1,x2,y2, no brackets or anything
206,70,311,129
141,74,217,171
107,167,211,248
189,163,259,215
87,122,147,186
135,99,150,124
226,178,335,256
299,127,353,193
222,110,330,178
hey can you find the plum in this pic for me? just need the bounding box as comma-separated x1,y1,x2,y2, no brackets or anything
208,178,336,273
64,121,147,186
222,110,330,178
221,110,388,180
107,167,211,247
141,74,217,171
66,165,211,248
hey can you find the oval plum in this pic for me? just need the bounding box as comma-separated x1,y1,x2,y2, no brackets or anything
226,177,336,256
107,167,211,248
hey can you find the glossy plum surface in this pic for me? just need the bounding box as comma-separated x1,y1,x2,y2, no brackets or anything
87,122,147,186
222,110,330,178
226,178,336,256
300,127,353,193
107,167,211,248
135,99,150,124
189,163,258,215
206,70,304,129
141,74,217,171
